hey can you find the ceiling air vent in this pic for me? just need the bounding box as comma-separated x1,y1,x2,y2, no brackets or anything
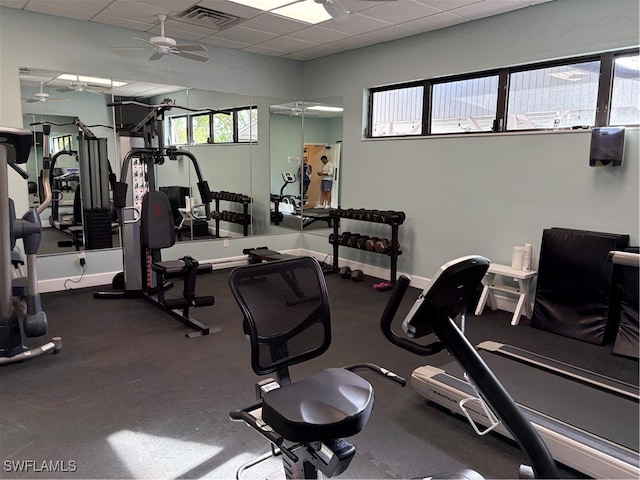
175,5,240,30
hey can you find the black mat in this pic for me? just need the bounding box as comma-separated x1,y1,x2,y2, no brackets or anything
1,268,637,479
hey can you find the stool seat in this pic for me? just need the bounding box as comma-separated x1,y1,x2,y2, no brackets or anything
262,368,374,443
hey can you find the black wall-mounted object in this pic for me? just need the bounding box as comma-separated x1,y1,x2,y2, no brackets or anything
589,127,625,167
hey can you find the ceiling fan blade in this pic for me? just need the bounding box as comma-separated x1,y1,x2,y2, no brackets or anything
174,50,209,62
57,87,73,92
149,50,165,61
316,0,349,20
174,44,207,52
25,98,38,103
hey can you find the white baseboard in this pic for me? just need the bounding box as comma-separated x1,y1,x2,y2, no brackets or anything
36,248,530,317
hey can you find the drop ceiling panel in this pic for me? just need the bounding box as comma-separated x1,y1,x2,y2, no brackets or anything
3,0,556,60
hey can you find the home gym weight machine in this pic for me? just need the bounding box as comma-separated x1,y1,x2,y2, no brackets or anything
94,99,221,338
31,117,116,250
1,126,61,365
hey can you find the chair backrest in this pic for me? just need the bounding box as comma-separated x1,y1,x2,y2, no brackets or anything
228,256,331,377
141,190,176,250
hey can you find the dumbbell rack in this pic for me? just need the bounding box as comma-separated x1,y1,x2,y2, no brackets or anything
212,191,252,237
328,208,405,291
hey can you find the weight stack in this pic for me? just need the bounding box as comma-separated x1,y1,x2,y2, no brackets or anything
612,247,639,358
83,209,113,250
531,227,629,345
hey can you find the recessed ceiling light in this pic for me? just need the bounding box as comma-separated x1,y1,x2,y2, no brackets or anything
227,0,295,11
57,74,126,87
306,105,343,112
273,1,332,24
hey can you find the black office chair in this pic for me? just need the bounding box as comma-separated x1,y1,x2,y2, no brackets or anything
228,256,405,479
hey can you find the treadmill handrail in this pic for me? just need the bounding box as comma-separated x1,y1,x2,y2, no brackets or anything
381,270,559,479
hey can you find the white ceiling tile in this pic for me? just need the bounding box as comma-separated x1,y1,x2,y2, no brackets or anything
282,51,318,61
259,35,315,52
199,35,251,49
449,0,525,20
91,13,156,32
324,12,393,35
361,24,418,43
339,0,389,14
24,0,111,21
400,11,468,33
97,0,175,24
241,44,287,56
285,25,350,43
326,34,378,51
359,1,441,24
413,0,482,12
239,12,308,35
211,25,278,44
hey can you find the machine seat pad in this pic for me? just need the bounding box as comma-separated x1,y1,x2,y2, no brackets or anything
262,368,374,443
152,260,212,277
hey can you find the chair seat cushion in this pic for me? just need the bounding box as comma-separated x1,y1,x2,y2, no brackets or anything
262,368,374,443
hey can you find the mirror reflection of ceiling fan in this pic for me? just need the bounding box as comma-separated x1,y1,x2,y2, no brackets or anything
24,82,71,103
116,14,208,63
57,75,109,95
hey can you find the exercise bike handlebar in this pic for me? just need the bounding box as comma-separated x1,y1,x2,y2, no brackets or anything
344,362,407,387
380,275,444,356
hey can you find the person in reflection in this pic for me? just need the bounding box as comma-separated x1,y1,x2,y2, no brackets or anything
299,156,312,204
316,155,334,209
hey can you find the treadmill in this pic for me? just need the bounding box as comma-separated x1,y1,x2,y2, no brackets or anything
401,252,640,479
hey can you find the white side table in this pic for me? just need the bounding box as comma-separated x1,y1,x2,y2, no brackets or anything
474,263,537,325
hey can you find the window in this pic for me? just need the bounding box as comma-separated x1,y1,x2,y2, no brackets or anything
507,61,600,130
166,105,258,145
213,112,233,143
371,85,423,137
169,116,188,145
51,135,72,154
237,106,258,142
366,47,638,138
432,75,498,134
191,114,211,144
609,54,640,126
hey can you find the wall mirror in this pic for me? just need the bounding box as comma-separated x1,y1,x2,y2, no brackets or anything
19,67,263,256
268,99,343,234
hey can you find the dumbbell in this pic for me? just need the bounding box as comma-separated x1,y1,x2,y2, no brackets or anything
346,234,362,248
356,235,370,249
339,266,352,278
351,269,364,282
365,237,380,251
337,231,352,245
375,238,401,253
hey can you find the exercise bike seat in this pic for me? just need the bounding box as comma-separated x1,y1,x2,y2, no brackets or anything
262,367,374,443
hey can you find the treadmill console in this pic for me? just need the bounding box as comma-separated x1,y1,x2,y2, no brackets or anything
0,127,33,165
402,255,490,339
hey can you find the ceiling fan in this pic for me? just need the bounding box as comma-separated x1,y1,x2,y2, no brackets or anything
24,82,71,103
120,14,209,62
57,75,109,95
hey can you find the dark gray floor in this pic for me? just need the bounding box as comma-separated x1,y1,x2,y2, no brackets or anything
1,268,637,479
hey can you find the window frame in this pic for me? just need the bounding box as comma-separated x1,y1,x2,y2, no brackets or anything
365,47,639,139
166,105,258,146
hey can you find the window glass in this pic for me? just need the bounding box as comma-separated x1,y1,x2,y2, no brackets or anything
431,76,498,133
371,86,423,137
610,54,640,126
237,107,258,142
213,112,233,143
169,116,188,145
507,61,600,130
191,114,210,144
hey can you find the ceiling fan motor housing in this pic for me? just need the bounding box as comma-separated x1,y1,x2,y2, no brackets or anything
150,36,176,48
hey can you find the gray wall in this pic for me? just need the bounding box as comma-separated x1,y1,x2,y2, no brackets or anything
301,0,639,277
